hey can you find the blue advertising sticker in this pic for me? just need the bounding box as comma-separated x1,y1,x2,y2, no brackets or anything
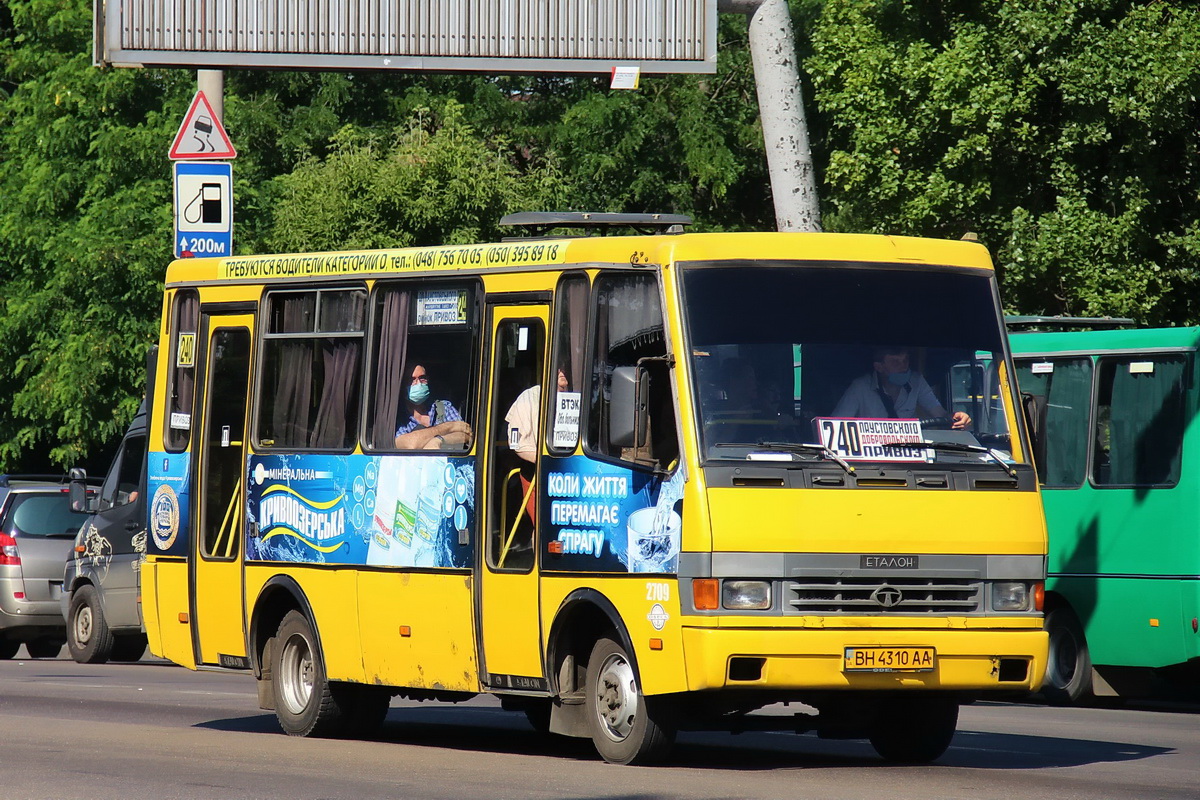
246,453,474,569
540,456,684,573
147,452,192,557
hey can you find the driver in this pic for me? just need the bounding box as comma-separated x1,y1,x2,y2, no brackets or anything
832,347,971,430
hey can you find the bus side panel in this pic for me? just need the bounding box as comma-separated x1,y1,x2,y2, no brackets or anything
540,575,689,697
141,559,163,658
1043,486,1196,670
358,571,479,692
245,566,363,683
146,558,196,669
1052,575,1186,670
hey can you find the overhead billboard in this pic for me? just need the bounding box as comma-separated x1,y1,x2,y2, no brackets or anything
95,0,717,74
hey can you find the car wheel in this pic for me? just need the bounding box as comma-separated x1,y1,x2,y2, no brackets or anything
25,638,64,659
584,636,675,765
868,695,959,763
0,639,18,659
1043,606,1092,705
110,634,148,662
272,610,353,738
67,584,115,664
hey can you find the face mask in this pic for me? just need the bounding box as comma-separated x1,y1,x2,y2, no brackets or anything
408,382,431,405
887,370,912,387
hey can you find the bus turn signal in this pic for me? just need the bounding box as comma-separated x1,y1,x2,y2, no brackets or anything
693,579,719,610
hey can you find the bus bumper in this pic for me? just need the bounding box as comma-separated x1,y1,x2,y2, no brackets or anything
680,626,1048,693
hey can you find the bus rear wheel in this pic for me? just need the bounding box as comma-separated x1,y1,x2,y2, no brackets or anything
868,695,958,763
1043,606,1092,705
584,637,675,765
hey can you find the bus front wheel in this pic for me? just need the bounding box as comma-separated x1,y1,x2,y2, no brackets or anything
1043,606,1092,705
584,637,675,765
868,695,958,763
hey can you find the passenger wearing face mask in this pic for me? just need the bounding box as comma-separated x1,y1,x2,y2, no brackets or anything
832,347,971,430
394,364,473,449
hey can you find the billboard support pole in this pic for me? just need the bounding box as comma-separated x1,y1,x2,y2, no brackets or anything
197,70,224,122
721,0,820,232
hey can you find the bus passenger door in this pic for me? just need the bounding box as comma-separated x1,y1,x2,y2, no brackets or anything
478,305,550,689
190,312,253,667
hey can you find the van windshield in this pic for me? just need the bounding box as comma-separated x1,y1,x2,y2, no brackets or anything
680,262,1018,468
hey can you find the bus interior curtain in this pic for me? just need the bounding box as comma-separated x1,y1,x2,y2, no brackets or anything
1109,359,1184,485
1044,360,1091,486
271,298,314,448
309,341,361,449
604,277,665,357
371,290,410,449
562,280,588,392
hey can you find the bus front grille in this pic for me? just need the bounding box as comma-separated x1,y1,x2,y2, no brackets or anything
786,577,981,614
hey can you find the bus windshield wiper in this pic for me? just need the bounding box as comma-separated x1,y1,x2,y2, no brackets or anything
723,441,857,476
880,439,1018,478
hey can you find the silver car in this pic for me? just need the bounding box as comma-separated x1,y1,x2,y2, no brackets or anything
0,476,94,659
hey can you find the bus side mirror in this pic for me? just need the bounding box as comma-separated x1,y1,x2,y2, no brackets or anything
609,366,649,449
68,467,93,513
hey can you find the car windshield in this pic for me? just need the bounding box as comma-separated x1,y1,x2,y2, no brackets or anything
681,262,1019,469
4,492,90,537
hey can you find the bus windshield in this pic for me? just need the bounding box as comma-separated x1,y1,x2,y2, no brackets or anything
681,262,1017,468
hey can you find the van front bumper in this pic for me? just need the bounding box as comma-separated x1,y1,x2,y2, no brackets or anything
681,624,1048,693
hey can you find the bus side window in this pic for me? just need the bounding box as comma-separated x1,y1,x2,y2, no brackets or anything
1015,358,1092,487
363,282,479,452
546,273,588,453
166,290,199,451
256,288,367,451
1092,355,1186,487
587,272,679,469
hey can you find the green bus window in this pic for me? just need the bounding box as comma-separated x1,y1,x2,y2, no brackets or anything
166,290,199,451
257,288,366,451
587,272,678,469
1015,358,1092,487
546,273,589,453
1093,355,1186,487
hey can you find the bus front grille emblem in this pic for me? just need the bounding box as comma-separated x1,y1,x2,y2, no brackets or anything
871,585,904,609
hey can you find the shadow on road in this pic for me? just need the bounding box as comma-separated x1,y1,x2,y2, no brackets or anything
195,704,1173,772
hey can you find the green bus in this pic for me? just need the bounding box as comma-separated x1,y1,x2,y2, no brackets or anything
1007,318,1200,703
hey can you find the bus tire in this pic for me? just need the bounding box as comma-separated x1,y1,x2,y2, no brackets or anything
67,585,114,664
1043,606,1092,705
584,637,675,765
868,695,958,763
110,634,148,662
272,610,349,738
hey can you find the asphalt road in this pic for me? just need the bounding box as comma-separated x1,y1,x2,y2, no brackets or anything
1,652,1196,800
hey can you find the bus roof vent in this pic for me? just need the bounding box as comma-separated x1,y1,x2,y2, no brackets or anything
499,212,692,239
1005,315,1136,331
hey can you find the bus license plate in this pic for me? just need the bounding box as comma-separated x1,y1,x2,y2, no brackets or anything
844,646,935,672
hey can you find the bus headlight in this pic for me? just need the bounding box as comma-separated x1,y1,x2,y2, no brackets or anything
722,580,771,610
992,581,1030,611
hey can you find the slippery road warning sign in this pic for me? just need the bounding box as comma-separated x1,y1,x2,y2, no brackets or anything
169,91,237,160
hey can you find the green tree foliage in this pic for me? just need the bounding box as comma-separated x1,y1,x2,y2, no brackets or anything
806,0,1200,322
